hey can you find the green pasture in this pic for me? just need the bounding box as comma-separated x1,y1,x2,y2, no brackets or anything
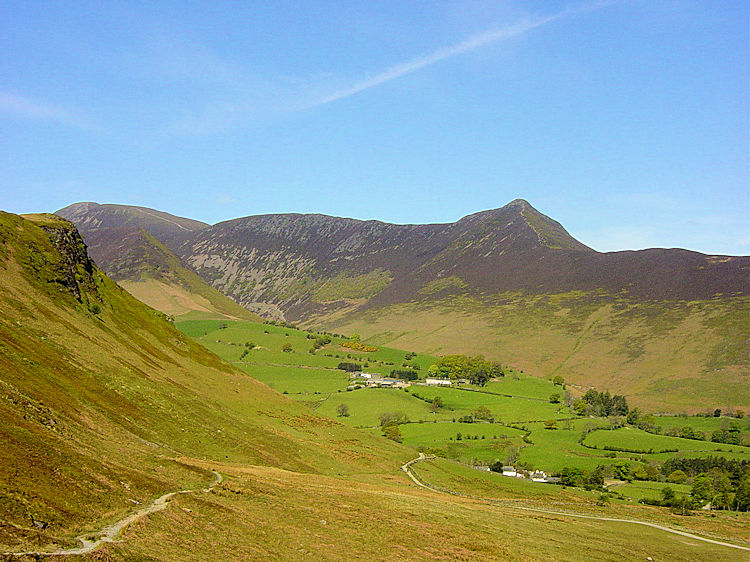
316,387,450,427
176,318,437,376
400,421,526,463
517,419,618,472
482,374,561,400
239,364,350,394
583,427,750,458
176,318,750,501
409,386,571,423
652,415,749,434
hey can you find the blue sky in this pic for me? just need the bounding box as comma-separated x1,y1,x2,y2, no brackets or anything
1,1,747,254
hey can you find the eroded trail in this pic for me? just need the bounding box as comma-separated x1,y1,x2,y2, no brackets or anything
5,470,223,558
401,456,750,553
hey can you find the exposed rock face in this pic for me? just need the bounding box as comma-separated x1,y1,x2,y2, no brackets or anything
39,220,98,302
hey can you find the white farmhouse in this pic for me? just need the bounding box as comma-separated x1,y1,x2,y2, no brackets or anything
530,470,548,482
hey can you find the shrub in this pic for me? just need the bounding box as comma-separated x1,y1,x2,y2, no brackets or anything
342,341,378,352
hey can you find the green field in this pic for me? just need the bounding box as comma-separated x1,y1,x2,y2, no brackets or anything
608,480,692,502
399,422,527,463
175,318,750,504
584,427,750,459
653,415,749,434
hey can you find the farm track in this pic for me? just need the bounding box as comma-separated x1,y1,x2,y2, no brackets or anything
401,455,750,553
3,471,223,558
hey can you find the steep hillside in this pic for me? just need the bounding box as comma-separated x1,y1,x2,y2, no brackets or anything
56,200,749,411
0,212,406,551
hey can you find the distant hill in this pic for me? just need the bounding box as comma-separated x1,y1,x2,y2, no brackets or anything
57,200,750,412
57,203,257,321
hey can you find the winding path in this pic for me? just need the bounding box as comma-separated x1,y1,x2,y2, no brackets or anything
401,455,750,553
4,470,222,558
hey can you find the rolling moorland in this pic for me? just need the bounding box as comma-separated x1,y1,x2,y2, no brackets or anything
57,200,750,413
0,211,748,559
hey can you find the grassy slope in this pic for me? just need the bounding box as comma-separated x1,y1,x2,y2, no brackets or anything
101,461,749,562
319,292,750,413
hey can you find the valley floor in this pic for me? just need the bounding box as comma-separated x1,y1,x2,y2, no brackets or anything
4,456,749,561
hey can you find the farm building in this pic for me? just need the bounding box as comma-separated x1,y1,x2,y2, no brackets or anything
530,471,548,482
425,378,452,386
501,466,517,477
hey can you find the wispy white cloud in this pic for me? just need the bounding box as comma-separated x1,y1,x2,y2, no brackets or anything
0,92,97,130
165,1,617,133
311,3,602,108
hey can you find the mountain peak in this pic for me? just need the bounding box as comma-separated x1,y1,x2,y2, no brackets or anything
506,198,532,209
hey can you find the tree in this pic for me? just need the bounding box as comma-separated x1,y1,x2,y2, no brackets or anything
473,405,492,420
379,412,408,427
549,393,561,404
336,403,349,417
383,424,402,442
690,473,713,505
588,465,605,488
661,486,676,503
612,461,632,481
544,419,558,430
552,375,565,386
713,408,722,417
626,408,641,426
282,343,292,353
735,475,750,511
560,467,585,487
430,396,443,413
667,470,687,484
573,399,588,416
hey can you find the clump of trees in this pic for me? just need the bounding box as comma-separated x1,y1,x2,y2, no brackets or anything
239,341,255,360
337,362,362,372
379,411,408,443
390,369,419,380
342,341,378,352
306,334,331,353
426,355,504,386
573,390,628,417
336,403,349,417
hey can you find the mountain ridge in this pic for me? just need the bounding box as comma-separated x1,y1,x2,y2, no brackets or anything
55,199,749,411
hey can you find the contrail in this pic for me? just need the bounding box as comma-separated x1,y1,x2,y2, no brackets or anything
313,2,614,107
